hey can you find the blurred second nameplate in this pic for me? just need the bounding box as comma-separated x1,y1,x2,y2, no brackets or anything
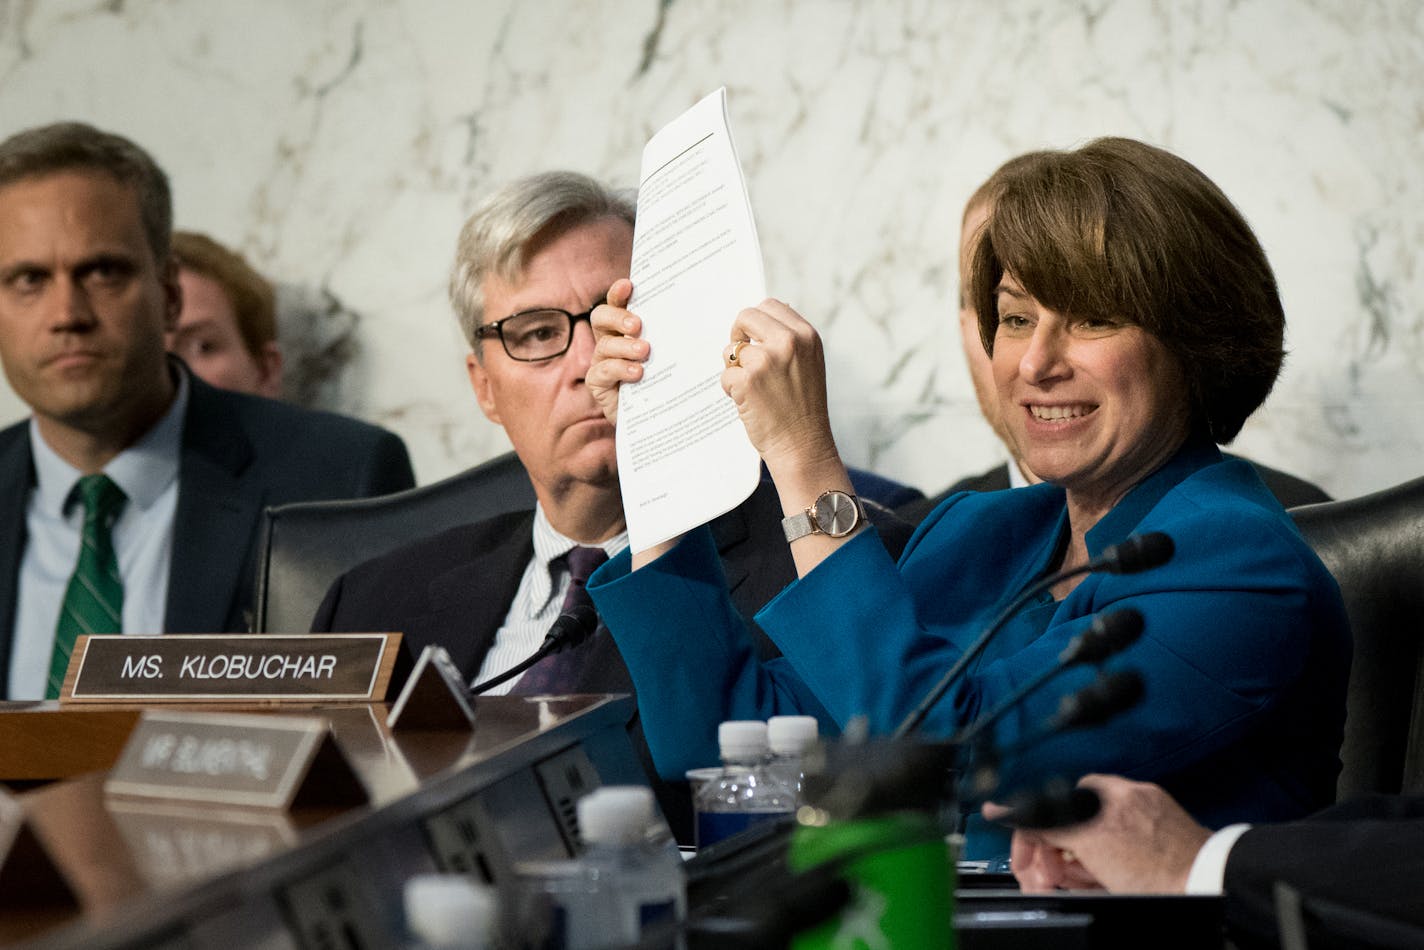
105,710,368,810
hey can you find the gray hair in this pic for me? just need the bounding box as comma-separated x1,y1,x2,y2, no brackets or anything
449,170,636,351
0,122,173,263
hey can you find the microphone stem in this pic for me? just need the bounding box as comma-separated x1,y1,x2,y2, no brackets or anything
988,722,1069,771
469,605,598,696
948,660,1062,748
892,561,1092,738
469,646,553,695
990,694,1128,771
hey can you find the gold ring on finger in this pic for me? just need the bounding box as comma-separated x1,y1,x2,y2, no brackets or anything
728,339,750,365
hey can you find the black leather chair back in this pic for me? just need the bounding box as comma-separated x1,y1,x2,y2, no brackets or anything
1290,475,1424,799
254,452,536,633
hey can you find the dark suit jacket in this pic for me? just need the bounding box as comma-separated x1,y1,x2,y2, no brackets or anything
897,456,1331,524
310,479,913,841
0,369,414,693
311,481,913,681
1223,794,1424,946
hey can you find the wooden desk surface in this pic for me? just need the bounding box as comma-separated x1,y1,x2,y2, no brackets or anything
0,695,634,948
0,695,601,783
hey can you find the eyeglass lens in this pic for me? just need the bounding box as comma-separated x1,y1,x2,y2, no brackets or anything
500,310,574,361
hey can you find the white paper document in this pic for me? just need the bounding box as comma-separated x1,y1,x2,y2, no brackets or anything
616,88,766,553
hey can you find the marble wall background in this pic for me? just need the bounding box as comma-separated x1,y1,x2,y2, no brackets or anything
0,0,1420,501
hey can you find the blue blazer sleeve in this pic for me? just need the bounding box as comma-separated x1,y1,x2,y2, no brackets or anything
590,527,835,777
592,464,1348,832
759,480,1348,825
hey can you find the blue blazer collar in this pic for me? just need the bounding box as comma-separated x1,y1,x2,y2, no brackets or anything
1085,432,1222,558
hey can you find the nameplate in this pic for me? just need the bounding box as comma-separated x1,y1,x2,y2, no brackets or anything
0,789,78,908
387,646,478,732
62,633,402,703
105,710,368,810
108,799,298,889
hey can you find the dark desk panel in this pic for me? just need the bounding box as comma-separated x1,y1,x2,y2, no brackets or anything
2,698,1224,950
4,695,646,950
958,890,1223,950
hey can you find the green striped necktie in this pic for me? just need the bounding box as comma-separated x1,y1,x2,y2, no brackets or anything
47,474,127,699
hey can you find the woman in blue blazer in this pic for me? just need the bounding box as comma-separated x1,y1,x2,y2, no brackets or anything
584,137,1349,859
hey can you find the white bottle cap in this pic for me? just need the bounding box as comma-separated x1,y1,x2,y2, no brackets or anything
403,874,496,949
717,720,769,759
578,785,655,845
767,715,820,756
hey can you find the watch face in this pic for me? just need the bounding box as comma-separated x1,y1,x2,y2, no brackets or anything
814,491,860,538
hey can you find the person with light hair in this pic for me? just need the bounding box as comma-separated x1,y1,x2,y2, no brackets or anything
311,169,914,842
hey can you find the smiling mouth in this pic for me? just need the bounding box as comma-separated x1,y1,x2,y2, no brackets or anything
1029,404,1096,422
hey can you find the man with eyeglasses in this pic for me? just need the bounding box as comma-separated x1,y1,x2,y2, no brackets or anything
310,171,914,839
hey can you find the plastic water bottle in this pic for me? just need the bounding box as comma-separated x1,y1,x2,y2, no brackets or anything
694,720,796,848
403,873,497,949
577,786,686,948
503,858,605,950
767,714,820,805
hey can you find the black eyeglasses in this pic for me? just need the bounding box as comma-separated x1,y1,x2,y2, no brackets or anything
475,305,596,362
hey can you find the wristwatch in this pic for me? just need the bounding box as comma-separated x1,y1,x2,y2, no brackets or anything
782,490,866,543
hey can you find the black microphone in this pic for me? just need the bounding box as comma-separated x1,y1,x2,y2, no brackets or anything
960,669,1146,808
1090,531,1174,575
988,669,1146,766
991,778,1102,830
894,533,1171,739
950,607,1144,748
1057,606,1146,666
468,604,599,695
1049,668,1146,732
541,604,599,653
950,610,1140,804
677,814,952,950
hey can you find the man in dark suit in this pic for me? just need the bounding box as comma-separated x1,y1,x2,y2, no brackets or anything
997,774,1424,947
313,170,909,686
310,171,910,838
0,122,414,699
311,478,818,688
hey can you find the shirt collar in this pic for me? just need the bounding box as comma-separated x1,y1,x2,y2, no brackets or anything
529,503,628,607
1083,430,1221,558
29,368,189,516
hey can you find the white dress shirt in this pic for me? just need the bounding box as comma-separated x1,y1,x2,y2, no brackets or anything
1185,823,1253,894
9,373,188,699
471,504,627,695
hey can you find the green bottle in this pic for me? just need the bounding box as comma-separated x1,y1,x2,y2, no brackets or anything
786,737,957,949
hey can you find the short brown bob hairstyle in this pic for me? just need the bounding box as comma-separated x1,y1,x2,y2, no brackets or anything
969,137,1284,444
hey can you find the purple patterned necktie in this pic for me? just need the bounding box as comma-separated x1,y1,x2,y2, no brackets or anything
509,545,608,695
